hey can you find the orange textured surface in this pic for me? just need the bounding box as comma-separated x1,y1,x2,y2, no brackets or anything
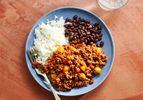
0,0,143,100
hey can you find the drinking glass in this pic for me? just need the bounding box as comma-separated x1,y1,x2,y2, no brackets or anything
97,0,128,10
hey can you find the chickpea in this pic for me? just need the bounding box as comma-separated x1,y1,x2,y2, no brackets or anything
50,74,57,80
57,46,64,52
70,46,77,51
94,67,102,74
95,47,102,53
79,73,89,81
63,66,70,72
80,65,87,72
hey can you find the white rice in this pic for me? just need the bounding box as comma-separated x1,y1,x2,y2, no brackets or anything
33,16,68,64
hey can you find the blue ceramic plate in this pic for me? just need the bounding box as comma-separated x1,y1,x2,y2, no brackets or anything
25,7,115,96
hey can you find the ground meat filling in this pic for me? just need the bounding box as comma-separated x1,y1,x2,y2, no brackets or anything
33,42,107,91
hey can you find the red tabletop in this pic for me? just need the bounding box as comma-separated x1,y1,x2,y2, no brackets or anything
0,0,143,100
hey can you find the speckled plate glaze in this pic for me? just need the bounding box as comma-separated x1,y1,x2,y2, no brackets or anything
25,7,115,96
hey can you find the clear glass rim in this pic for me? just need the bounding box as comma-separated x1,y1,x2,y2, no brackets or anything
97,0,129,10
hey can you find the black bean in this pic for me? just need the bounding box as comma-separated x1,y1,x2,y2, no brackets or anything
82,26,85,30
80,22,85,25
73,23,77,27
74,36,77,40
65,29,69,33
87,37,91,41
95,30,101,34
99,33,103,37
65,33,68,37
84,39,88,43
64,15,104,46
95,39,99,43
73,15,78,20
90,29,95,33
70,32,74,36
100,41,104,47
74,32,78,36
88,25,92,29
64,24,69,28
95,34,99,39
77,30,81,34
89,34,93,38
97,25,102,30
80,35,83,39
68,28,72,32
70,26,74,30
82,37,86,41
74,27,78,30
84,29,88,33
95,27,98,31
80,18,85,22
76,35,80,38
69,37,73,41
90,42,94,44
96,43,100,47
98,30,102,33
87,32,90,35
65,18,72,22
73,20,77,23
91,37,94,41
92,33,96,36
74,29,78,32
81,30,84,34
98,37,102,41
86,20,90,24
78,25,82,29
86,40,90,44
67,24,72,28
82,32,86,36
94,23,99,26
78,17,81,22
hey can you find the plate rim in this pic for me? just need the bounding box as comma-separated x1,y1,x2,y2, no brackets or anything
25,6,115,96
